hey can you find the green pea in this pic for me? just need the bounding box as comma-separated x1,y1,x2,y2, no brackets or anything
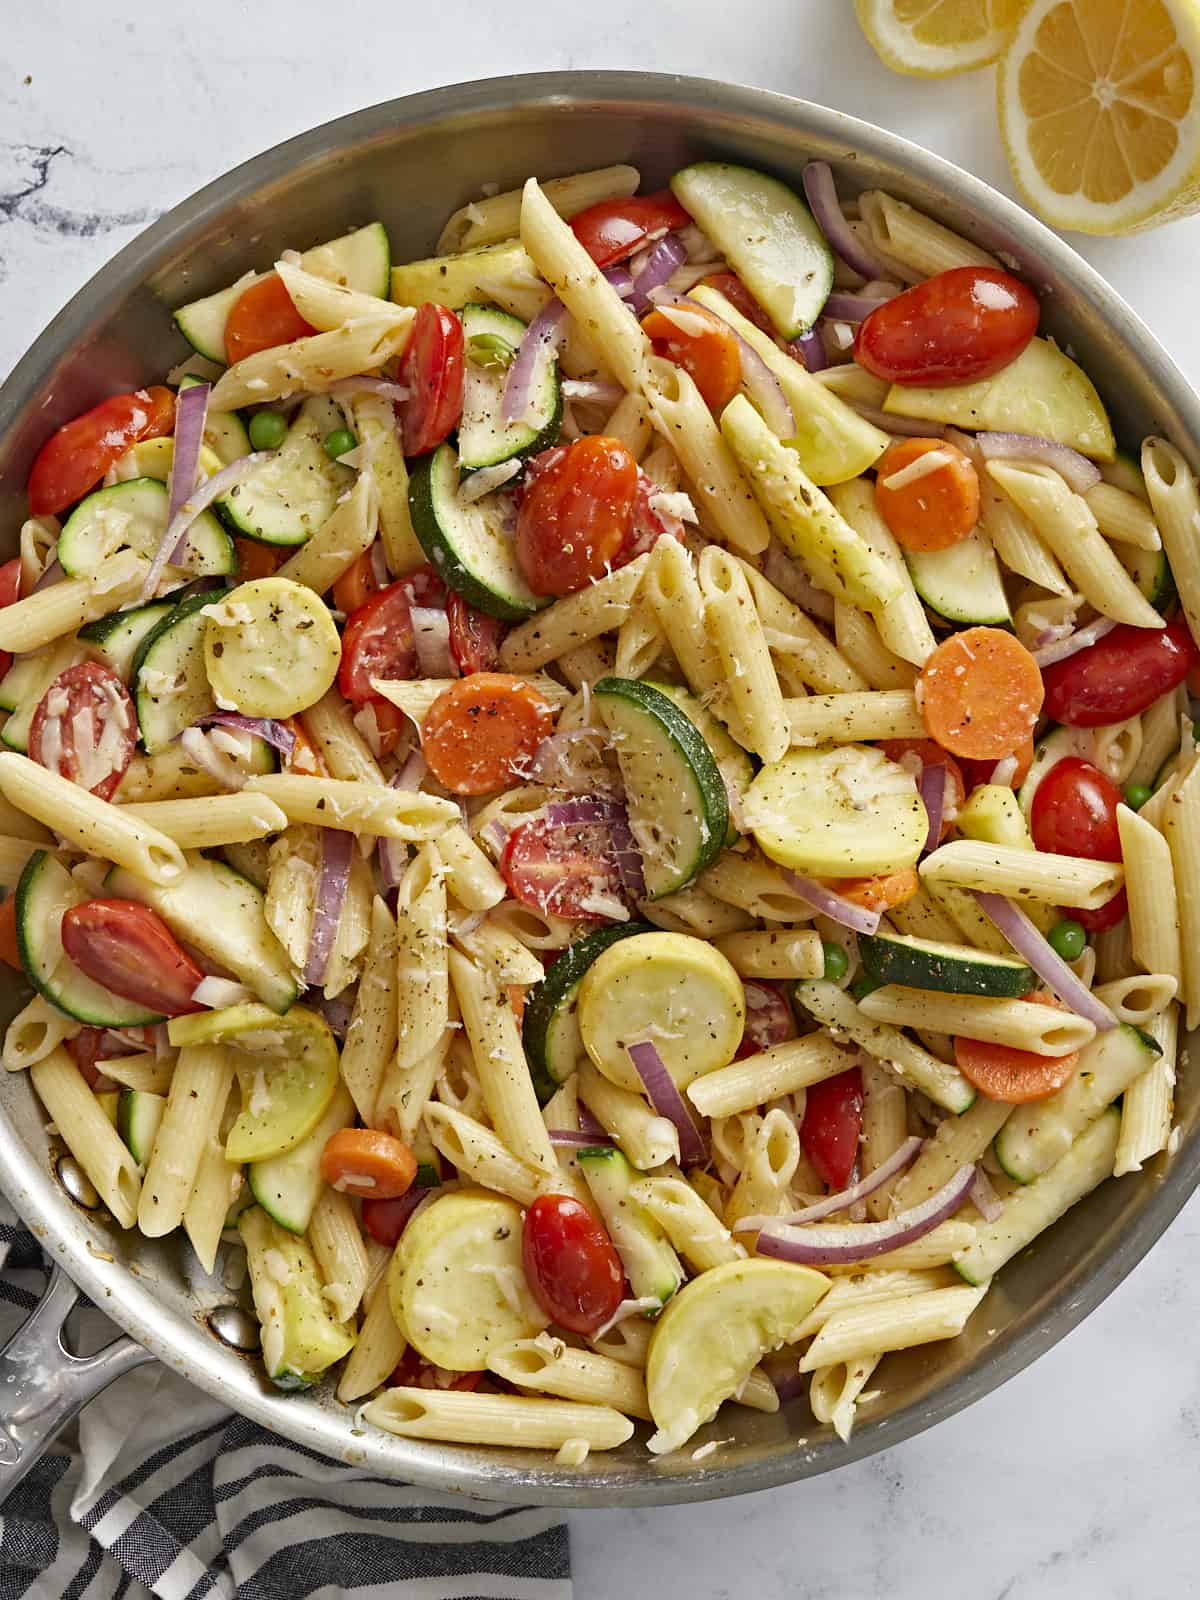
324,428,357,461
248,410,288,451
1047,919,1086,961
821,941,849,982
1123,782,1152,812
850,975,883,1001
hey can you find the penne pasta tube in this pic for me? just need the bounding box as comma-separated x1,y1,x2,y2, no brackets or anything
641,537,724,703
793,1268,954,1339
363,1385,634,1450
953,428,1072,597
824,1219,978,1275
920,838,1124,908
699,546,789,761
138,1043,234,1236
1160,761,1200,1028
3,995,80,1072
892,1098,1012,1212
735,560,868,694
798,1284,988,1372
438,164,639,253
1084,481,1160,550
299,688,386,785
340,895,398,1122
244,773,457,838
576,1060,680,1170
808,1353,882,1442
1115,1000,1177,1175
785,690,925,747
0,550,146,653
183,1080,240,1273
488,1333,652,1420
1142,437,1200,647
435,824,506,911
450,913,544,987
394,845,448,1073
858,985,1095,1056
273,260,410,333
0,793,54,845
120,794,289,848
589,1314,653,1368
860,1059,909,1221
348,394,425,577
833,603,918,689
209,316,414,410
1091,974,1177,1025
274,472,378,594
1116,804,1181,988
686,1032,855,1120
499,554,650,672
309,1187,371,1323
710,929,824,981
424,1102,544,1206
337,1273,407,1404
101,1053,174,1094
826,480,936,666
628,1176,745,1271
31,1047,141,1228
857,191,999,275
603,390,654,457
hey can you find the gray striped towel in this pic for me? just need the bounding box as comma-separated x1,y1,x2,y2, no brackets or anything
0,1212,570,1600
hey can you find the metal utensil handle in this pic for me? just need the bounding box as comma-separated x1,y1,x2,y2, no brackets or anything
0,1263,154,1503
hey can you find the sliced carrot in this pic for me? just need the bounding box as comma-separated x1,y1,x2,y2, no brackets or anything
506,984,527,1025
320,1128,418,1199
832,867,919,913
874,437,980,552
0,896,21,971
919,627,1044,761
233,538,285,581
285,717,326,776
641,303,741,412
954,993,1080,1104
422,673,556,796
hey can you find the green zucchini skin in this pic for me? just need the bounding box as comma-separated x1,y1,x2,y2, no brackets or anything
858,932,1037,998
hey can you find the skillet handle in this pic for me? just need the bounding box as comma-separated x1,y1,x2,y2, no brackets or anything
0,1263,154,1504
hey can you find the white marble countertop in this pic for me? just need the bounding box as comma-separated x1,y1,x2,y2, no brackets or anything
3,3,1198,1595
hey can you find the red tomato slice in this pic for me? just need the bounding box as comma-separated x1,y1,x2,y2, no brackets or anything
516,435,638,597
224,272,315,365
1072,889,1128,933
0,559,22,682
1041,618,1198,727
613,471,687,568
397,303,465,457
878,737,965,845
855,267,1039,387
447,591,505,674
569,191,692,268
29,662,136,801
698,271,776,335
522,1193,625,1335
337,581,417,704
501,815,630,921
60,899,206,1017
28,387,176,517
734,980,797,1060
799,1066,864,1191
1029,756,1126,931
388,1348,483,1392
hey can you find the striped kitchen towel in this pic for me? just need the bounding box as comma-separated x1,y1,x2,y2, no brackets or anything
0,1212,570,1600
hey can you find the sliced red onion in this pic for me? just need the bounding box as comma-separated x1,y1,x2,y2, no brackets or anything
602,266,635,298
801,161,888,282
919,763,946,856
529,727,608,790
544,797,623,828
976,432,1102,494
606,803,646,902
393,749,428,790
762,544,836,622
410,607,457,677
627,233,689,315
166,381,210,538
549,1129,616,1148
764,1355,807,1404
141,451,274,600
562,377,625,408
851,404,946,439
317,993,354,1039
781,871,880,935
198,712,296,759
734,1136,923,1232
755,1163,975,1265
970,1166,1004,1223
627,1041,706,1166
327,377,411,404
502,298,566,424
1032,621,1075,650
821,291,889,322
1031,616,1117,669
790,328,828,373
577,1100,608,1140
974,892,1117,1031
304,828,354,987
32,558,64,593
481,818,510,856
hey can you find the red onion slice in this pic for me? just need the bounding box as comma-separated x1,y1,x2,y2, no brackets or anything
821,291,890,322
919,763,946,856
974,892,1117,1031
32,558,64,593
141,451,274,600
969,1166,1004,1223
790,328,828,373
764,1355,807,1405
577,1100,608,1140
411,607,457,677
628,232,689,315
563,377,626,408
976,432,1102,494
502,298,566,424
627,1041,706,1166
393,750,428,790
317,993,354,1039
305,828,354,986
606,803,647,902
530,727,610,791
755,1163,975,1265
762,544,836,623
166,380,210,539
801,161,888,283
549,1129,616,1149
850,404,946,439
198,712,296,759
734,1135,923,1231
603,266,635,298
781,871,880,935
1031,616,1117,669
544,797,623,828
327,376,411,404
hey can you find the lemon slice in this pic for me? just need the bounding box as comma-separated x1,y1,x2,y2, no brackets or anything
998,0,1200,233
855,0,1029,76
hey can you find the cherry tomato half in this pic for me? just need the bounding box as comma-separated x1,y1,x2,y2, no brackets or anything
522,1193,625,1335
397,303,465,457
225,272,315,365
1041,618,1198,727
501,814,630,921
569,191,692,268
855,267,1039,388
28,387,176,517
388,1348,483,1392
60,899,206,1018
734,980,797,1060
799,1065,864,1191
362,1190,428,1248
1029,756,1127,931
0,558,23,681
337,581,417,704
0,897,20,973
517,436,638,597
641,302,741,412
29,662,136,801
447,591,505,674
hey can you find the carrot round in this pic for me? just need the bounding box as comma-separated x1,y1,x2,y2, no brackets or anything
919,627,1044,761
422,672,556,795
320,1128,417,1199
874,437,980,552
954,994,1079,1103
832,867,919,913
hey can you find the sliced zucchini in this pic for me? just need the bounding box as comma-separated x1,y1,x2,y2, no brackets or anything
885,339,1116,462
1117,542,1175,612
106,853,298,1014
645,1258,829,1454
577,1146,684,1308
904,528,1010,626
523,922,657,1103
646,681,752,848
58,479,235,582
221,838,272,890
745,744,926,878
179,374,253,464
247,1083,355,1233
390,240,537,311
215,397,353,547
79,601,174,683
593,677,728,897
670,163,833,338
0,638,89,750
993,1023,1158,1184
131,591,216,754
576,930,744,1093
16,851,163,1026
389,1191,547,1369
859,931,1036,997
1017,726,1094,820
458,304,561,473
955,1108,1120,1285
118,1089,166,1164
239,1205,355,1389
202,577,341,720
174,223,391,361
408,442,543,621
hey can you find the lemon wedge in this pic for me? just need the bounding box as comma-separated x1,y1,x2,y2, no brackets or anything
998,0,1200,233
855,0,1029,76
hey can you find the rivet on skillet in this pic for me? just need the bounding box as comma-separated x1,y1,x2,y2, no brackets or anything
207,1305,261,1352
57,1154,99,1209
